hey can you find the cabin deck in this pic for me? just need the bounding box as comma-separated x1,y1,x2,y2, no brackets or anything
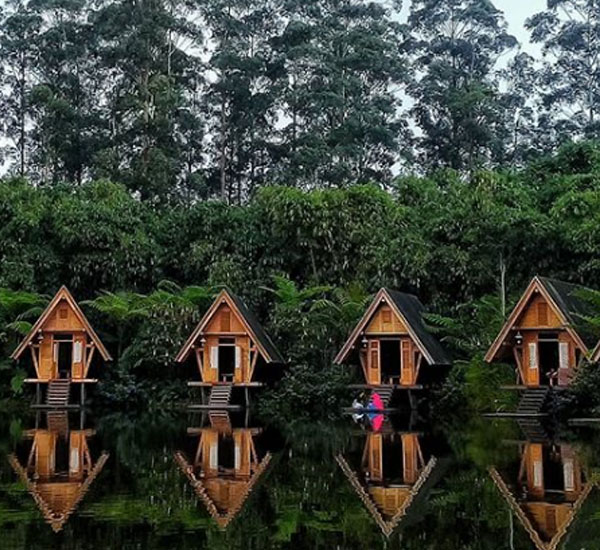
25,378,98,384
348,384,424,391
499,385,567,391
187,381,264,387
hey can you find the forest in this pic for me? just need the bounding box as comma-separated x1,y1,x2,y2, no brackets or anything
2,0,600,414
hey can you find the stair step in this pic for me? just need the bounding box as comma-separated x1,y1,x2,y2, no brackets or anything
46,380,71,407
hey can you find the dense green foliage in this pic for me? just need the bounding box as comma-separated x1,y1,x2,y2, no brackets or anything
0,142,599,412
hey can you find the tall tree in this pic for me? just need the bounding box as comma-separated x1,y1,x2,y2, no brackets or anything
92,0,204,200
202,0,283,203
26,0,101,184
527,0,600,145
0,0,42,177
274,0,408,188
407,0,518,172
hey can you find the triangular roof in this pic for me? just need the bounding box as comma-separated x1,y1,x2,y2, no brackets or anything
485,277,597,362
8,452,109,533
175,288,283,364
11,286,112,361
174,450,272,529
489,467,593,550
334,288,450,366
336,453,438,538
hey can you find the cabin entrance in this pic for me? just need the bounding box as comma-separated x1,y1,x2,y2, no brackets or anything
218,338,236,382
54,336,73,379
380,340,400,385
539,334,559,386
218,435,235,472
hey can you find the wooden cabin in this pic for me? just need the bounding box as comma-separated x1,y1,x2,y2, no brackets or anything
11,286,112,407
174,412,272,529
334,288,450,408
8,411,109,533
175,289,284,408
490,438,592,550
336,425,439,537
485,277,597,388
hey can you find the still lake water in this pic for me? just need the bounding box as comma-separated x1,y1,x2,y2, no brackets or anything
1,408,599,550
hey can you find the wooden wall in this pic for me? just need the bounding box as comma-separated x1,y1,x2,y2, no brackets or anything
365,303,408,334
198,303,253,383
35,298,89,381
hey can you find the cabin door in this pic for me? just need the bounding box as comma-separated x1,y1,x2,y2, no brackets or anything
368,434,383,481
53,336,73,379
524,333,539,387
400,340,415,386
367,340,380,385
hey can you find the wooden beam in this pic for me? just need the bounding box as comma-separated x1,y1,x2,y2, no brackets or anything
249,347,259,381
195,347,204,382
513,346,525,385
414,351,423,384
29,345,40,378
84,345,95,378
359,351,368,382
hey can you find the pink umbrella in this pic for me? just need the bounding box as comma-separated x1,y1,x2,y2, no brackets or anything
370,392,384,411
371,413,384,432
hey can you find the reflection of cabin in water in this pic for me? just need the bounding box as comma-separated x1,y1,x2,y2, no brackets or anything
334,288,450,408
11,286,112,407
485,277,597,390
489,434,593,550
336,425,440,537
174,412,272,529
8,411,109,532
175,289,284,408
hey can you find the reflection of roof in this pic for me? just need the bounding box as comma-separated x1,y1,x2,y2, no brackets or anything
335,288,450,366
336,454,438,537
11,285,112,361
175,288,283,364
174,450,272,529
8,452,109,533
489,467,593,550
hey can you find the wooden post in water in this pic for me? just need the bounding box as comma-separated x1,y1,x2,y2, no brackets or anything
81,384,85,407
36,383,41,405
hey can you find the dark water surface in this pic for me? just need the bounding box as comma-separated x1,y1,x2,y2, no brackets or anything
1,408,600,550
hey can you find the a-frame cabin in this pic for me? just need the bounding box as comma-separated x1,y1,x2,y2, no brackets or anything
175,289,284,408
174,412,272,529
489,436,593,550
334,288,450,408
8,411,109,533
485,277,597,388
336,426,440,537
11,286,112,407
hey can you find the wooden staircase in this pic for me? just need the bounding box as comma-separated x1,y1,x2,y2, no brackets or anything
370,386,394,409
46,379,71,408
516,419,549,443
208,385,233,408
516,388,549,417
46,411,69,437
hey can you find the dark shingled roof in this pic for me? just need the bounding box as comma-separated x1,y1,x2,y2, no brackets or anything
384,289,451,366
538,277,598,349
227,291,284,364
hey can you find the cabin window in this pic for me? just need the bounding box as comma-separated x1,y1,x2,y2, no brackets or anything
73,342,83,363
382,309,392,323
209,442,218,469
234,442,241,470
59,307,68,320
235,347,242,370
70,448,80,472
559,342,569,370
533,459,543,488
528,343,538,370
563,459,575,491
537,302,548,326
220,309,231,332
